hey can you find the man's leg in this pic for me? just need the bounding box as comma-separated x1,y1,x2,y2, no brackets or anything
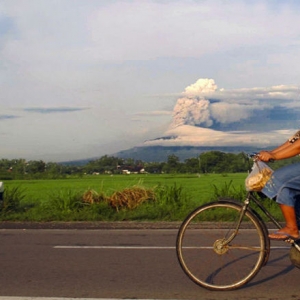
269,204,299,239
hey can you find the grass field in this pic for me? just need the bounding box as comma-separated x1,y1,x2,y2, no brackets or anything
2,173,247,204
0,173,282,222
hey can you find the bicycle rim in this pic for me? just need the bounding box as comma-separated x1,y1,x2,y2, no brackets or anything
176,201,266,291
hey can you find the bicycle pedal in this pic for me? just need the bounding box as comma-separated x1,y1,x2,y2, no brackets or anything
285,238,294,244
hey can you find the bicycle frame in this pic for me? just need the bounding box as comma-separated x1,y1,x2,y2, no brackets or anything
227,191,300,252
176,157,300,290
247,191,282,229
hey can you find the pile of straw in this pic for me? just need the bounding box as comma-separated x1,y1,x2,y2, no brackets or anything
82,186,155,211
108,187,155,211
82,189,105,204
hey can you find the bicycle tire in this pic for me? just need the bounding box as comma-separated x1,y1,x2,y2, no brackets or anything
176,200,267,291
290,240,300,269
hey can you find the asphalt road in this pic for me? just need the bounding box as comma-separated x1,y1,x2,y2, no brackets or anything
0,225,299,300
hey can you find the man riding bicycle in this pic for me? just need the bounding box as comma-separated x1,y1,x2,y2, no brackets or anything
259,130,300,241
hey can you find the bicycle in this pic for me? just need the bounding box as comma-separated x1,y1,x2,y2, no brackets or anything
176,155,300,291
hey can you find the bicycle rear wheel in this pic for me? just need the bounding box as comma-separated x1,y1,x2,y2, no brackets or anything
176,200,267,291
290,240,300,268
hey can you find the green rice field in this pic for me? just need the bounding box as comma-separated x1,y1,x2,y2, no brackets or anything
3,173,247,204
0,173,281,222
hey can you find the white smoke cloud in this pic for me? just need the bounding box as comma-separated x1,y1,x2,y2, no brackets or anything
183,78,217,97
171,78,215,128
172,97,213,128
170,78,299,129
145,78,300,148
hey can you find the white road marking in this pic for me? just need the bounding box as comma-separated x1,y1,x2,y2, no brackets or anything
54,246,174,249
0,298,174,300
54,245,291,250
0,298,104,300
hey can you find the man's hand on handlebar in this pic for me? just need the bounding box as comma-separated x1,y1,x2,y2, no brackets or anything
257,151,275,162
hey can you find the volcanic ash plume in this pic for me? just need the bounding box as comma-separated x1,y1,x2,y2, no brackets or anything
184,78,217,97
172,98,213,127
171,78,217,128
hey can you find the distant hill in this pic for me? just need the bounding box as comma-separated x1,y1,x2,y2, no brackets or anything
60,145,269,165
59,158,94,166
113,145,263,162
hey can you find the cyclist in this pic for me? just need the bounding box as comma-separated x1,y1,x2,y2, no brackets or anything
258,130,300,241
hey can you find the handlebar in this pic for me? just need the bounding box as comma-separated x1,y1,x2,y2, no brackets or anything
248,153,259,159
248,152,274,163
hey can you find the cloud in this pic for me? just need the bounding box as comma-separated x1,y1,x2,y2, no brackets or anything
144,78,300,148
85,1,300,61
210,102,254,124
0,114,19,120
130,110,173,124
134,110,172,117
211,85,300,103
183,78,217,97
144,125,294,148
1,1,300,161
2,1,300,67
23,107,89,114
174,78,300,130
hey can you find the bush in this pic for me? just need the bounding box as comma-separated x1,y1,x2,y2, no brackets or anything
211,180,246,201
0,186,27,213
43,190,85,213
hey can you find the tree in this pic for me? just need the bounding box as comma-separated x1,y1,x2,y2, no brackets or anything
27,160,46,174
163,154,181,173
84,155,123,174
184,157,201,173
199,151,228,173
144,162,165,173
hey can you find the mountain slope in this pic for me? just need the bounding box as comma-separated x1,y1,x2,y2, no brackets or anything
113,145,262,162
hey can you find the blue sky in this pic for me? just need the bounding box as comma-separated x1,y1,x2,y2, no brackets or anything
1,0,300,161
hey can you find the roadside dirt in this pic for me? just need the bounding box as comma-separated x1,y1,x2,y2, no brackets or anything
0,221,183,230
0,220,281,230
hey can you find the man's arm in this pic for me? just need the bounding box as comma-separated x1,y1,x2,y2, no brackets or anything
259,139,300,161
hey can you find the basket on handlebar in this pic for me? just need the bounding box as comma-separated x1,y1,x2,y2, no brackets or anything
245,160,274,192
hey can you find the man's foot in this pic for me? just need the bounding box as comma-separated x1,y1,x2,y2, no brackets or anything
268,230,299,241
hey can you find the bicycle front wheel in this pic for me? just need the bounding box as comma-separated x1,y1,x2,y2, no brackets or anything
176,200,267,291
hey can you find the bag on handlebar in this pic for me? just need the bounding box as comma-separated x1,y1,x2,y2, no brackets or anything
245,161,274,192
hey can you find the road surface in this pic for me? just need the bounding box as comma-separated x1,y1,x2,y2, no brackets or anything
0,225,299,300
